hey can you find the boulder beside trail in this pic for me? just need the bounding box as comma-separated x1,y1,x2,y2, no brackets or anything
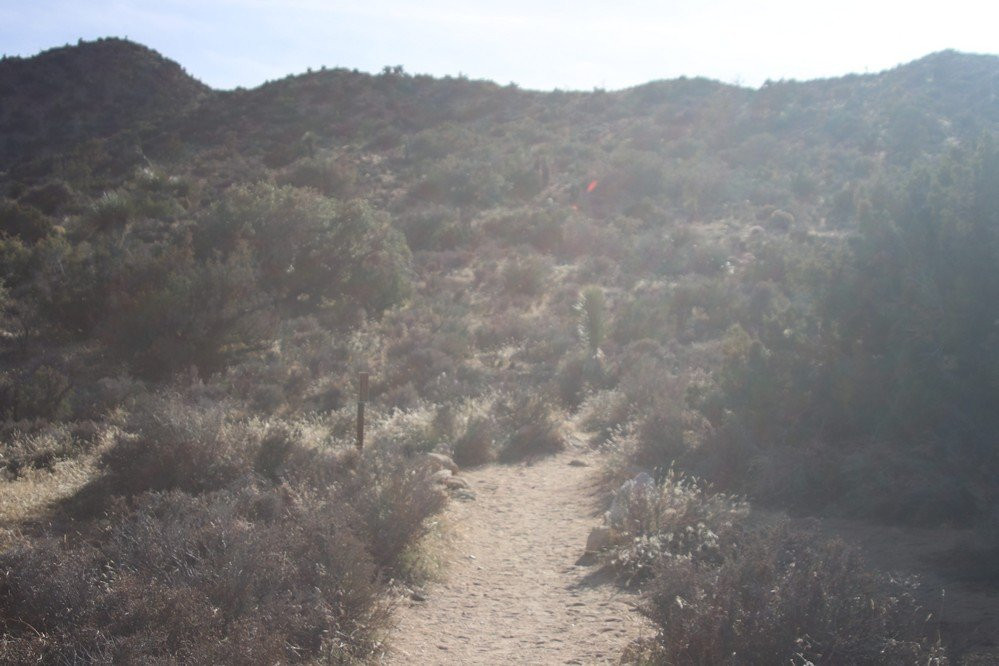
431,469,454,484
585,526,614,553
422,452,459,474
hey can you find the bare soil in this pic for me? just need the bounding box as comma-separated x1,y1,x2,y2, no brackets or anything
380,447,650,665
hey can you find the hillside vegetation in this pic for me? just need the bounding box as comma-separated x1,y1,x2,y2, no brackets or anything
1,38,998,662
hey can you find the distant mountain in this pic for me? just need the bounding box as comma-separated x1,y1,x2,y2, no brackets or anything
2,40,998,221
0,38,211,169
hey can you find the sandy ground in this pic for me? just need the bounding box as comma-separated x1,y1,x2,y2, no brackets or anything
380,448,650,665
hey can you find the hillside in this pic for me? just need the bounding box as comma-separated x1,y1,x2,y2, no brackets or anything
1,39,998,663
0,38,210,169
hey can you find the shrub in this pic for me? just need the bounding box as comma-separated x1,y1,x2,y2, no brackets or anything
92,396,253,500
632,524,947,664
495,393,565,462
554,350,608,409
397,205,470,251
0,488,389,664
279,156,358,197
85,190,131,231
367,403,445,457
0,421,104,479
101,244,274,379
17,179,75,215
0,201,52,242
577,389,631,445
500,253,551,297
352,453,447,575
0,364,72,421
196,184,411,317
451,415,496,467
602,468,748,584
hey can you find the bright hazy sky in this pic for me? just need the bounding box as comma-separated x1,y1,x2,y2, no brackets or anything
2,1,997,91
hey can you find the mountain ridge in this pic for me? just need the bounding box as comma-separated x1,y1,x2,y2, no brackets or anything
3,39,998,175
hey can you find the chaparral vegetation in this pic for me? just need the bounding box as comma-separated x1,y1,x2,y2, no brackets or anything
1,38,997,663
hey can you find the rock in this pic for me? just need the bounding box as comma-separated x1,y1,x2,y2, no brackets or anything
444,476,469,490
568,459,588,467
454,489,476,501
431,469,453,484
585,526,614,553
422,452,459,474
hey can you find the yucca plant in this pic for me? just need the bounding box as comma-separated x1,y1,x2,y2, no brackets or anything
575,285,607,353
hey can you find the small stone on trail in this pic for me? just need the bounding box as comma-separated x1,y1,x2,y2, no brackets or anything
454,489,476,501
568,459,588,467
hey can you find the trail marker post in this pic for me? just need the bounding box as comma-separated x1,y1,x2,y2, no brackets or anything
356,372,368,450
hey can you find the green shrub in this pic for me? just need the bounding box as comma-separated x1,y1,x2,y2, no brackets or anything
279,156,358,197
197,184,411,317
101,243,273,379
0,201,52,242
397,205,470,251
84,190,131,231
0,364,72,421
17,179,75,215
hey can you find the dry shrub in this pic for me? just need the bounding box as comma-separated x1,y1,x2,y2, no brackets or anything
632,524,947,664
95,397,253,499
252,420,445,577
351,453,448,575
253,422,358,487
631,402,712,474
494,393,565,462
472,309,532,350
602,468,748,585
577,388,631,445
554,350,608,409
0,487,388,664
0,421,108,479
366,403,444,457
2,393,448,662
500,253,552,297
451,416,496,467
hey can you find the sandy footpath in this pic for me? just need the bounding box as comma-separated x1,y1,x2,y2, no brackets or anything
380,448,649,665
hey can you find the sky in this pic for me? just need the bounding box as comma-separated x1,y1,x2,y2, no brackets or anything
1,0,997,91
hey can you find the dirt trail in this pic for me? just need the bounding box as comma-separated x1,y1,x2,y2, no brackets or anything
380,448,649,665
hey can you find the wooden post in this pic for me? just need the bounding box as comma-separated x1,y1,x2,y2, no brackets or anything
356,372,369,450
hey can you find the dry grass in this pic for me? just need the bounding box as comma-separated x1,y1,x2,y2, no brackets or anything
0,454,100,526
